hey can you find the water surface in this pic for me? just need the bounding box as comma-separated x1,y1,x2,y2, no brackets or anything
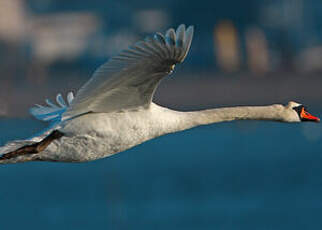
0,117,322,230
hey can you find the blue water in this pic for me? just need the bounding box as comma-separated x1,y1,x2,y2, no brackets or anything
0,118,322,230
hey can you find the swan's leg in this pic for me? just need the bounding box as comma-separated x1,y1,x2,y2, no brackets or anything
0,130,64,160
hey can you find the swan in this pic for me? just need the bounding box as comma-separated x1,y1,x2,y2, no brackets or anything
0,24,319,164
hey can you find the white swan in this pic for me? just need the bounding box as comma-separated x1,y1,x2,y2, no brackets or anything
0,24,319,164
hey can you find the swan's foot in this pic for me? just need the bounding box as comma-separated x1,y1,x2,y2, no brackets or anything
0,130,64,160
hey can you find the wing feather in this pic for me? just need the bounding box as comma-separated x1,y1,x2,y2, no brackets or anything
30,92,74,123
63,24,194,119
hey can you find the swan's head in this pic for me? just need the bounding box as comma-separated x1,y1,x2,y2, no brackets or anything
285,101,320,122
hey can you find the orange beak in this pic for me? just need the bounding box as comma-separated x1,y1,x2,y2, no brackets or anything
300,107,320,122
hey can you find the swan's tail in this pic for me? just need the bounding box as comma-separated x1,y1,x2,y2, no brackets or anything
0,93,72,164
29,92,74,123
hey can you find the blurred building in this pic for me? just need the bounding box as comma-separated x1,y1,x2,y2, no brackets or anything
214,21,240,72
0,0,26,42
30,12,101,62
1,0,322,75
245,27,269,75
258,0,322,72
134,9,169,33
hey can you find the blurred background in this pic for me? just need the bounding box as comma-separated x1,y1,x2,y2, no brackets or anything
0,0,322,115
0,0,322,229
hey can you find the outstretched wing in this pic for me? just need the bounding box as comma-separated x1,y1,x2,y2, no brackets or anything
63,24,194,119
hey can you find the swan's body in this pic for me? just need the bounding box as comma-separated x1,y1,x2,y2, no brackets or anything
0,25,319,164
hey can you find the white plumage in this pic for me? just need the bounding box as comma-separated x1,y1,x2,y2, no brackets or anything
0,25,319,164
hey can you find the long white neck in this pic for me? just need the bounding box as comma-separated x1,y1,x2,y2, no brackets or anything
154,103,287,135
186,104,286,124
